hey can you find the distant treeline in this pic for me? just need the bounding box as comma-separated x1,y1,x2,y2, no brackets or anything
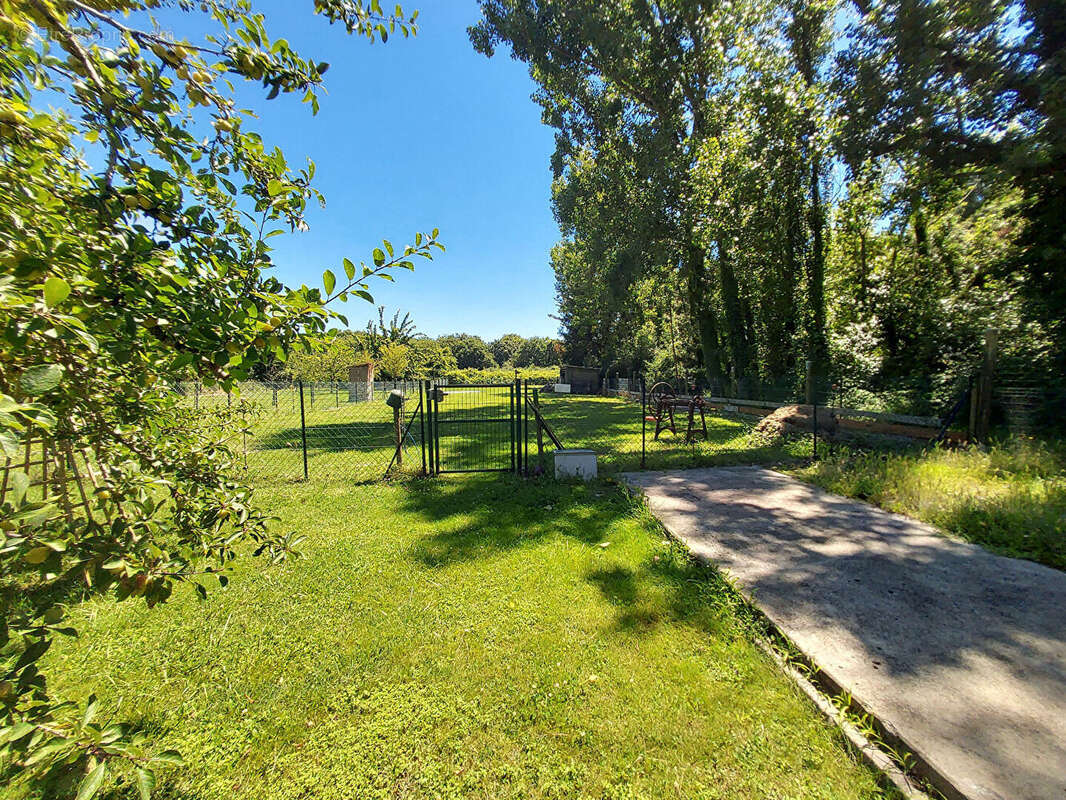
267,308,562,382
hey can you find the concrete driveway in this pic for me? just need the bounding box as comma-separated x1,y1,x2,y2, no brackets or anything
623,466,1066,800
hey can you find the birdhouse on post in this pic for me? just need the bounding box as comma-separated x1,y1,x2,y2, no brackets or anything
386,389,405,467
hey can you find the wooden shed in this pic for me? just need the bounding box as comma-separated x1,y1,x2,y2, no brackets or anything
559,365,601,395
347,361,374,402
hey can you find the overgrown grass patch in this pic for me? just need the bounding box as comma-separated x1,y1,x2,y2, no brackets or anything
794,439,1066,570
24,477,891,799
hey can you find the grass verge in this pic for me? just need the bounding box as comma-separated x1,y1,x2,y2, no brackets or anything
23,476,893,799
793,439,1066,570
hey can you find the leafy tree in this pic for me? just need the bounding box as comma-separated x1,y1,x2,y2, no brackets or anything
284,331,365,383
835,0,1066,370
472,0,832,393
515,336,560,367
437,333,496,370
408,336,457,377
359,306,418,357
489,333,524,365
375,341,411,379
0,1,441,797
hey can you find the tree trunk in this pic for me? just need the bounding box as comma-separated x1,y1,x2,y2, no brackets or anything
806,154,829,388
717,237,753,396
684,245,723,391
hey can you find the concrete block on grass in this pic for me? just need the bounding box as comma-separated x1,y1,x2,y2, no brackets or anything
555,449,597,480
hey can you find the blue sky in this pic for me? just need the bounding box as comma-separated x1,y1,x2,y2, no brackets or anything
213,1,561,340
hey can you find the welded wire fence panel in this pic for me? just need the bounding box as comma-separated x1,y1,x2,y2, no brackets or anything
431,383,515,473
174,381,423,484
529,384,812,474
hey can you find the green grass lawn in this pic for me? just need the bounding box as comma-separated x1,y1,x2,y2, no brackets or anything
794,439,1066,571
532,394,811,472
29,476,892,800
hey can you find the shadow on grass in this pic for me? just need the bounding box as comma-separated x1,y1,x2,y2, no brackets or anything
258,421,394,453
400,475,751,643
404,476,611,568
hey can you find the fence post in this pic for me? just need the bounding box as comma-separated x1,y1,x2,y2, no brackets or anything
393,399,403,469
970,327,999,443
298,379,309,481
641,377,647,469
534,387,543,460
805,359,814,406
194,382,200,411
419,380,428,476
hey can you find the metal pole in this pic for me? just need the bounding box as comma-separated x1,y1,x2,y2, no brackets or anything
641,377,647,469
534,387,543,460
433,381,441,474
419,380,427,476
298,379,309,481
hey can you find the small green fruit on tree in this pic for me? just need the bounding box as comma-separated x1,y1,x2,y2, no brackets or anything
0,1,440,797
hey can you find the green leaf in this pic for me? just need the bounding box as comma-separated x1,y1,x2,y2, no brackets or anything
25,547,51,565
136,767,156,800
153,750,185,766
20,365,64,396
10,471,28,505
267,179,284,197
372,248,386,267
322,270,336,296
75,762,106,800
342,258,356,280
43,277,70,307
83,694,98,726
0,429,19,459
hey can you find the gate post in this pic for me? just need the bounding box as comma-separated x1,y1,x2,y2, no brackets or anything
521,379,528,475
419,380,428,476
534,386,544,461
510,379,517,474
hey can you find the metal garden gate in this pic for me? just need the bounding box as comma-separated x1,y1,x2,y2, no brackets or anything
424,382,523,474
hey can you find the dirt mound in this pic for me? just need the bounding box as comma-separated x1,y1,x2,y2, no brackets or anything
753,404,838,441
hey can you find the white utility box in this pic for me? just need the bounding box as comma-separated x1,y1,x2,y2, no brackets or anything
553,383,571,393
554,449,597,480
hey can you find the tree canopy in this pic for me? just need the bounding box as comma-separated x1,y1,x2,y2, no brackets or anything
473,0,1065,413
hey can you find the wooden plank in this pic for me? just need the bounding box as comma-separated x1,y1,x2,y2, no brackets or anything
526,397,563,449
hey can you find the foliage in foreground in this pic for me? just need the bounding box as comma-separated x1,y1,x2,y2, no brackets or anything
795,441,1066,571
24,477,891,799
0,1,440,796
